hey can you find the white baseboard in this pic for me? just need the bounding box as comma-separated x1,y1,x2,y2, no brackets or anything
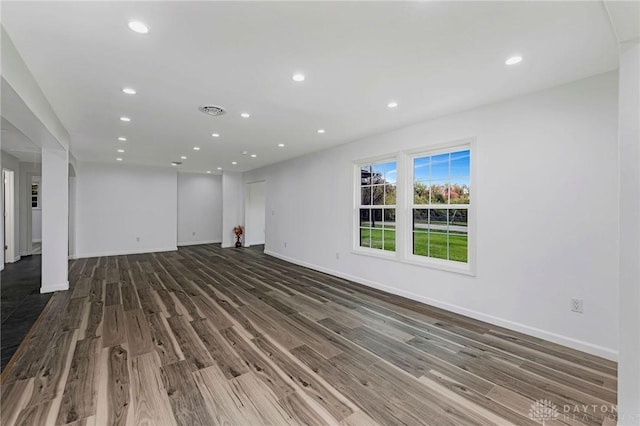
32,239,42,243
6,255,21,263
75,246,178,259
264,249,618,362
41,281,69,293
177,240,221,247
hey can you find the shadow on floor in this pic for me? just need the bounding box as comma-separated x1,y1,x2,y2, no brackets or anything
1,255,49,371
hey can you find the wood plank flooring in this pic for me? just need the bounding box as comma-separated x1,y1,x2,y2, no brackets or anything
1,245,617,425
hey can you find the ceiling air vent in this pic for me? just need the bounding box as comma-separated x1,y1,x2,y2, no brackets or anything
199,105,226,116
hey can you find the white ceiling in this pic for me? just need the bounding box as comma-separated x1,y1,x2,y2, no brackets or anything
1,1,620,173
1,117,42,163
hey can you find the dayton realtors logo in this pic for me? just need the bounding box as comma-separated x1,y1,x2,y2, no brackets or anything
528,400,559,424
529,399,620,424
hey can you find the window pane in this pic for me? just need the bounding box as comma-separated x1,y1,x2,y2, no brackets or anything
430,182,448,204
372,163,385,185
360,228,371,248
384,184,396,205
372,185,385,205
449,234,468,262
361,166,372,185
361,186,372,205
414,157,430,182
449,209,468,235
414,182,430,205
384,162,397,184
429,209,448,231
431,153,449,180
359,209,371,227
413,208,429,230
450,150,470,177
428,232,448,259
450,178,470,204
383,209,396,229
372,208,383,227
370,228,383,249
413,231,428,256
383,230,396,251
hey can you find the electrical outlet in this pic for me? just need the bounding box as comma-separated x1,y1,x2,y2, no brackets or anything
336,252,340,260
192,231,196,236
571,298,584,313
284,241,287,248
136,237,140,242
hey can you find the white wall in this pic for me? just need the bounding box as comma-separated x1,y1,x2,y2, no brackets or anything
177,172,222,246
617,41,640,425
32,209,42,242
68,175,76,259
244,72,620,359
76,162,178,257
245,181,266,246
1,151,21,267
221,171,244,248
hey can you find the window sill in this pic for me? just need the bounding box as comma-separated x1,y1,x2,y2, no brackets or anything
351,248,475,276
351,247,398,261
402,255,475,276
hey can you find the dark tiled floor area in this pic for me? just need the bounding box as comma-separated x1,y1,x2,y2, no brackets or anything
1,255,50,371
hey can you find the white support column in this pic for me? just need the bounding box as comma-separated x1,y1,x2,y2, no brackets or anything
618,41,640,425
41,148,69,293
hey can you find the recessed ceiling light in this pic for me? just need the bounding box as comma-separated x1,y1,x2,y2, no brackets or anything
128,21,149,34
193,146,200,151
231,161,237,165
118,137,127,141
117,149,125,153
317,129,325,134
116,158,123,161
387,101,398,109
240,113,250,118
122,87,136,95
505,55,523,65
181,156,187,160
206,170,211,174
216,167,222,170
171,162,178,166
278,143,285,147
120,116,131,122
251,154,257,158
211,133,220,138
292,73,305,82
242,151,248,155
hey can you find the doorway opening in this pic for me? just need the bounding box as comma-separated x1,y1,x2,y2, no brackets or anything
3,169,17,264
244,181,266,250
31,176,42,255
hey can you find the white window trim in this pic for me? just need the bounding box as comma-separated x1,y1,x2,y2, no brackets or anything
353,138,476,276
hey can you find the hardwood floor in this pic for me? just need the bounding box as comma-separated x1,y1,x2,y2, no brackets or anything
0,244,617,425
1,255,50,371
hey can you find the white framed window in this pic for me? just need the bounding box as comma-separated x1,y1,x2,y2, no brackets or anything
409,145,471,269
355,158,397,254
353,139,474,274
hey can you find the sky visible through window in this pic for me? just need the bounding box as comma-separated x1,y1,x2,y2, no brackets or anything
414,150,470,187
